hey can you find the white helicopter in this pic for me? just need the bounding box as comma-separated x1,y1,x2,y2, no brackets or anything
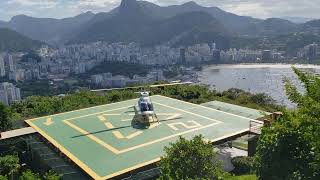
133,91,159,125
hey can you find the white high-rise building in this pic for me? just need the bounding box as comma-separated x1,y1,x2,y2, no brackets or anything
8,55,15,72
212,42,217,50
0,54,5,77
0,89,8,106
0,82,21,105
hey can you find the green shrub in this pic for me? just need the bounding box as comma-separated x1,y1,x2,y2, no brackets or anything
0,175,8,180
225,174,257,180
231,156,254,175
19,170,40,180
43,170,61,180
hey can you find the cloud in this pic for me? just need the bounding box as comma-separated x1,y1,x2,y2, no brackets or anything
149,0,320,19
204,0,320,19
0,0,320,21
7,0,58,8
67,0,119,12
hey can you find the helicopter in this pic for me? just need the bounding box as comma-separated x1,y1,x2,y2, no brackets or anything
133,91,159,125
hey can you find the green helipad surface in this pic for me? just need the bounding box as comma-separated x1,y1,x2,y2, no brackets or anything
201,101,271,120
26,95,255,180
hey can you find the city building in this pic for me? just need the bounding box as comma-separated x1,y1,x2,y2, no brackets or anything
8,54,16,72
179,48,186,64
111,75,128,88
212,49,221,63
262,50,272,61
0,54,5,77
0,82,21,105
308,43,318,61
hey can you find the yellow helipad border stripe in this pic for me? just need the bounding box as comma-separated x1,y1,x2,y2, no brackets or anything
25,120,103,180
102,158,161,179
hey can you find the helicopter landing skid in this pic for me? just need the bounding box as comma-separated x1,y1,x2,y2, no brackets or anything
133,114,159,127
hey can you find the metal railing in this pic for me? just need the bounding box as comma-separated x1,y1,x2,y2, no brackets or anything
249,120,264,135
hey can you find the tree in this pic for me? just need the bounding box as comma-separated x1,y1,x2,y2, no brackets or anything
159,135,224,179
43,170,61,180
0,176,7,180
0,103,12,132
0,155,20,178
255,67,320,179
19,170,40,180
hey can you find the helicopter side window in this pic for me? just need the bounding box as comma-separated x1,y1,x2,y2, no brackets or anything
148,103,154,111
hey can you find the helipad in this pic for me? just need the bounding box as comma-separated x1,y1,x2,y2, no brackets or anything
25,95,257,179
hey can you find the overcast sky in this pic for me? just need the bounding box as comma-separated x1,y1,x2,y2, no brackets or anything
1,0,320,21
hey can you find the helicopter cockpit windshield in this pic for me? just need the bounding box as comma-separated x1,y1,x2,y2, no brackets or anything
139,98,154,112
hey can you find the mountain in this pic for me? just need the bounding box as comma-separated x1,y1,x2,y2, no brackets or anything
70,0,154,44
137,1,262,35
244,18,298,36
71,0,302,45
70,0,230,48
280,16,315,24
303,19,320,28
0,11,95,44
2,0,318,46
140,12,231,48
0,28,43,52
300,19,320,34
0,20,6,27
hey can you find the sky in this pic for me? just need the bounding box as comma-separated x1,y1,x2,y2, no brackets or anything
0,0,320,21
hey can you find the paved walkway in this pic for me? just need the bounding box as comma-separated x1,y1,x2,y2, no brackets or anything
0,127,37,140
217,147,248,172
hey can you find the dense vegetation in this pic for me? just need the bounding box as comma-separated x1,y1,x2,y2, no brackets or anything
159,135,225,179
20,51,41,63
255,68,320,179
159,135,257,180
0,104,12,132
83,61,149,79
0,155,60,180
0,28,42,52
231,156,254,175
17,80,64,97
